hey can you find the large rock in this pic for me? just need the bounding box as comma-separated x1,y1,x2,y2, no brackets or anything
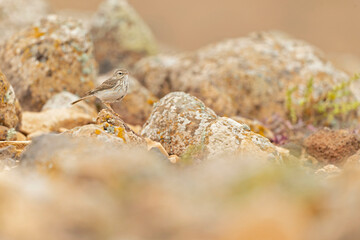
0,71,21,129
0,0,49,42
0,15,97,111
134,31,349,120
141,92,281,161
95,74,157,125
90,0,158,73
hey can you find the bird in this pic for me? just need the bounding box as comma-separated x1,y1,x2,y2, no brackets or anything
72,69,129,113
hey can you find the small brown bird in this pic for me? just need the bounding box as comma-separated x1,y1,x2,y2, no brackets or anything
72,69,129,112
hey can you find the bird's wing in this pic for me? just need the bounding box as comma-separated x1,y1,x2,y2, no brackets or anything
89,77,118,94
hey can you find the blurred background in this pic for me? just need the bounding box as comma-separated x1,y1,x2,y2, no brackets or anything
49,0,360,58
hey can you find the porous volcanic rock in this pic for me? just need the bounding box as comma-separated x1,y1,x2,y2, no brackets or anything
141,92,280,161
65,109,146,148
134,31,349,119
0,0,49,42
0,15,97,111
90,0,157,73
0,71,21,129
304,129,360,165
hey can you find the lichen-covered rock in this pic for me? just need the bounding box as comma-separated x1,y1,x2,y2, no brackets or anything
134,31,349,119
304,129,360,165
141,92,280,161
0,0,49,42
90,0,158,73
65,109,146,148
231,116,275,140
0,71,21,129
0,15,97,111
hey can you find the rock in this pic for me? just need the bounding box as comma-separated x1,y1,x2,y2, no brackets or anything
231,116,274,140
0,126,26,141
0,141,31,158
304,129,360,165
65,109,146,148
90,0,157,73
98,75,158,125
0,71,21,129
21,109,94,135
41,91,97,117
0,0,49,42
0,145,19,170
0,15,97,111
134,31,349,120
344,149,360,168
315,164,342,178
141,92,281,161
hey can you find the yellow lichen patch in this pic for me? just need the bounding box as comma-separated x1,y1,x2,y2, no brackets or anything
116,127,126,143
32,27,45,38
53,40,61,48
147,98,156,105
94,129,102,135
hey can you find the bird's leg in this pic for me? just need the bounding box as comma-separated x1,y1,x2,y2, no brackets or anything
104,103,121,118
104,103,115,113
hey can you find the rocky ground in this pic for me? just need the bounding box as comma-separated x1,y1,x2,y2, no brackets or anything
1,0,360,239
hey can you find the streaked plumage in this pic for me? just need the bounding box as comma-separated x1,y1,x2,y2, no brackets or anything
72,69,129,106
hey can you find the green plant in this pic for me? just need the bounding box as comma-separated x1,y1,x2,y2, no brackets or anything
285,73,360,127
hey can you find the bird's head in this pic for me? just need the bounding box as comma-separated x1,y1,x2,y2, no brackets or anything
113,69,129,79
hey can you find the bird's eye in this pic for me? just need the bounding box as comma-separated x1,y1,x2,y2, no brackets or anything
118,72,122,75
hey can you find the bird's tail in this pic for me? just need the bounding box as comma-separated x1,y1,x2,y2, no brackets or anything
71,95,91,105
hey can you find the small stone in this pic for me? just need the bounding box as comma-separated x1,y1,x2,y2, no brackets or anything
0,126,26,141
304,129,360,165
0,145,19,170
64,109,146,149
90,0,158,73
41,91,97,117
95,109,147,147
315,164,342,178
21,109,94,135
141,92,281,161
0,15,97,111
0,71,21,129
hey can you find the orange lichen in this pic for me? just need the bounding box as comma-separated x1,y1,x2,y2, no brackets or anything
94,129,102,135
147,98,156,105
116,127,126,143
32,27,45,38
